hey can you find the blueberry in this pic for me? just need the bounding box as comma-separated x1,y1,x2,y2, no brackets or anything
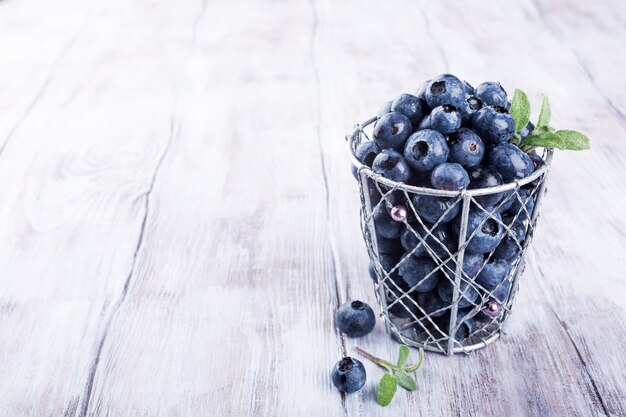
506,189,535,222
474,81,508,108
493,221,526,260
441,252,484,282
431,162,469,191
399,255,441,292
411,194,460,224
352,140,381,180
434,310,477,340
486,143,533,182
391,93,426,128
467,166,504,208
373,112,413,149
448,128,485,168
368,261,378,282
373,204,403,239
476,259,510,291
386,291,422,319
528,150,544,170
457,209,505,253
425,74,466,108
377,101,393,117
458,96,483,126
372,149,412,183
415,290,448,318
463,80,475,95
418,104,461,134
437,277,480,308
331,357,367,393
403,129,449,172
400,222,456,259
518,121,535,140
375,234,403,254
471,106,516,145
379,252,401,275
335,300,376,338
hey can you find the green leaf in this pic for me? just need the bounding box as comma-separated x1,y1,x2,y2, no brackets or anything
377,373,398,407
554,130,591,150
510,89,531,131
397,345,410,367
394,371,417,391
523,129,590,151
537,95,551,127
403,348,424,372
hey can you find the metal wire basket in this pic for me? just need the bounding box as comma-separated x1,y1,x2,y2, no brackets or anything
347,116,553,355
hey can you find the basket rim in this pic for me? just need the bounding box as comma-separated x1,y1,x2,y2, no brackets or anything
347,116,554,197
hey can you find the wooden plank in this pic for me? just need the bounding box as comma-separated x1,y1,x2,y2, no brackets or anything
80,1,349,416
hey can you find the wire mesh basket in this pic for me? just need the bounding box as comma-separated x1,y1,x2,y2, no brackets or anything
347,116,553,355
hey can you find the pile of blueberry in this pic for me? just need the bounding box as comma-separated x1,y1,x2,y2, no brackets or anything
352,74,546,342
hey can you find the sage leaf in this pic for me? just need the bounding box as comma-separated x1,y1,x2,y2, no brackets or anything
554,130,591,150
377,373,398,407
397,345,410,367
510,89,531,131
395,371,417,391
537,95,551,127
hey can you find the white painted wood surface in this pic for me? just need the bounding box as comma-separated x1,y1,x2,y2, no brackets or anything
0,0,624,415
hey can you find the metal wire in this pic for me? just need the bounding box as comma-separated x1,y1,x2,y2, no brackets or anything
348,117,553,355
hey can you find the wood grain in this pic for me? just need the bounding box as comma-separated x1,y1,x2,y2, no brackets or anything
0,0,624,416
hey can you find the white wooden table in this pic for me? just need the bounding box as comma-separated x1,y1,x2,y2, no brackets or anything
1,0,624,415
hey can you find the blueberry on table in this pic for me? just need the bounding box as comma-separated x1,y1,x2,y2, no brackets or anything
411,194,460,224
431,162,470,191
467,166,504,208
331,357,367,393
419,104,461,134
457,209,505,253
335,300,376,338
493,221,527,260
471,106,516,145
476,259,510,291
424,74,466,108
398,255,441,292
352,140,381,180
372,149,412,184
486,143,533,182
373,203,403,239
458,96,483,126
474,81,508,108
403,129,449,172
448,128,485,168
391,93,426,128
437,277,480,309
373,111,413,149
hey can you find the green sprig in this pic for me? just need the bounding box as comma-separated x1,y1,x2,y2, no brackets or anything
509,90,590,152
356,345,424,407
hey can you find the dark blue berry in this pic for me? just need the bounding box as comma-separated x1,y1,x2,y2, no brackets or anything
373,111,412,149
398,255,441,292
335,300,376,338
425,74,466,108
475,81,508,108
458,96,483,126
416,290,448,318
448,128,485,168
331,357,367,393
352,141,381,180
411,194,460,224
403,129,449,173
372,149,412,183
472,106,516,145
463,80,475,95
437,277,480,309
493,221,526,260
486,143,533,182
518,121,535,140
476,259,510,291
431,162,470,191
456,209,505,253
391,93,426,128
467,166,504,208
418,104,461,134
373,203,403,239
400,222,456,259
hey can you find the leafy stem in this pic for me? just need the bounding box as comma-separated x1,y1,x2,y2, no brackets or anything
509,89,590,152
356,345,425,407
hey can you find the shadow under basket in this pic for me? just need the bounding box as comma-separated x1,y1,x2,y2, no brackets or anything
347,116,553,355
